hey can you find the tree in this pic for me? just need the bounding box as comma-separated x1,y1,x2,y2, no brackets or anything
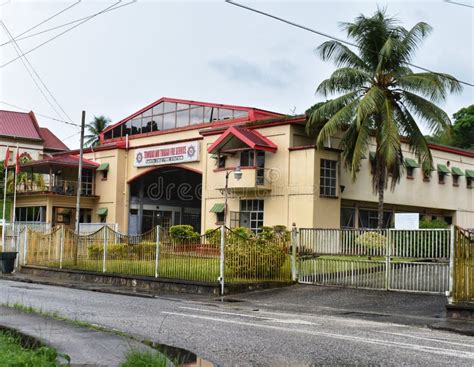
84,116,111,147
307,9,461,228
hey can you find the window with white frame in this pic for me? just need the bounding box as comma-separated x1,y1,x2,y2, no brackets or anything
239,200,264,233
320,159,337,197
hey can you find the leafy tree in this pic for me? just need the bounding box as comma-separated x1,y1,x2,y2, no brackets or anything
84,115,111,147
307,9,461,228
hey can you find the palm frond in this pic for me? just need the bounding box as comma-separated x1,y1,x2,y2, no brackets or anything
317,67,371,96
317,41,369,70
397,73,462,102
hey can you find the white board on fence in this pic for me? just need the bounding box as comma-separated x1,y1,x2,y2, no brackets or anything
394,213,419,230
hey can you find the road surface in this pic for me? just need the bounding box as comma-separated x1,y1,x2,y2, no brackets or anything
0,280,473,366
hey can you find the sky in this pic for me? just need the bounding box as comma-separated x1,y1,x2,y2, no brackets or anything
0,0,473,149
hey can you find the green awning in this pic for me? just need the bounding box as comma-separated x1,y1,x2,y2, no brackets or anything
209,203,225,213
404,158,419,168
451,167,464,176
437,164,450,174
96,163,109,171
96,207,108,216
466,170,474,178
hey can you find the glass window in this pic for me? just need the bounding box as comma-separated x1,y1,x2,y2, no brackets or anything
152,115,163,131
177,103,189,111
131,118,142,135
438,172,445,184
163,112,176,130
320,159,337,197
204,106,214,122
104,130,113,140
468,177,473,189
219,109,233,120
218,156,226,169
407,167,414,178
453,175,459,186
359,209,392,229
153,103,164,116
239,200,264,233
142,108,152,117
141,117,153,133
164,102,176,113
176,109,190,128
341,207,355,228
190,106,204,125
240,150,254,167
112,125,122,139
234,110,248,119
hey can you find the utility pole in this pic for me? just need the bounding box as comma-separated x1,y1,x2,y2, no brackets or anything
74,111,85,264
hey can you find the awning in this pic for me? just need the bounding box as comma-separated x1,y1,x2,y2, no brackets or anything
209,203,225,213
96,163,109,171
207,126,278,154
451,167,464,176
466,170,474,178
96,207,108,216
437,164,450,174
404,158,419,168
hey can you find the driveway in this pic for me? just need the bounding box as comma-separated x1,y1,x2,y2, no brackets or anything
0,280,472,366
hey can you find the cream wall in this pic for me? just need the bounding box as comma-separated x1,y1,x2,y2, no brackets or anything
0,139,44,162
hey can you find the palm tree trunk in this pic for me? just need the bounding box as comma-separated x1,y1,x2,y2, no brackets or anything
377,167,385,229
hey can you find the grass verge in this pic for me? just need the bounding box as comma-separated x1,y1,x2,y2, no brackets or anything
120,349,168,367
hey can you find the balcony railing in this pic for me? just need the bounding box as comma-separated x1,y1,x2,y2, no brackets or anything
16,179,95,196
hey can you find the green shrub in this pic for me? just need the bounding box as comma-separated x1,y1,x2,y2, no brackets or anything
355,231,387,252
87,242,156,260
204,228,220,246
420,218,449,229
169,225,200,244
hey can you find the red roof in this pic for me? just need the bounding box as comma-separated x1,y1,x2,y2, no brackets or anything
39,127,69,152
0,110,43,140
207,125,278,153
18,153,99,173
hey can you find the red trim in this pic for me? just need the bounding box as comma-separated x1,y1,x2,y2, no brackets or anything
127,164,202,183
289,144,316,151
126,137,203,151
207,126,278,154
427,143,474,158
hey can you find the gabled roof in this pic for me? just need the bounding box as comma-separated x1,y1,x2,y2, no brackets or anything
0,110,43,141
101,97,283,139
39,127,69,152
207,125,278,154
17,153,99,174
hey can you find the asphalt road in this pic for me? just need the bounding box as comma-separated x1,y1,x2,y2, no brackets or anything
1,280,473,366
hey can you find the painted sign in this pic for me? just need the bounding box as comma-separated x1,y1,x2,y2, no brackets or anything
394,213,419,230
134,141,200,167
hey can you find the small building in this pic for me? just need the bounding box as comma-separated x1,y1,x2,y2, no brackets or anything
11,98,474,232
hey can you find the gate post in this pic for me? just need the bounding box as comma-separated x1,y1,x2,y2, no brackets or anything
291,223,298,282
219,225,225,296
102,227,108,273
59,225,64,269
385,229,392,290
447,225,455,300
154,225,160,278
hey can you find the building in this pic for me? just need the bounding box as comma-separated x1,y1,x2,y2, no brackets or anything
12,98,474,232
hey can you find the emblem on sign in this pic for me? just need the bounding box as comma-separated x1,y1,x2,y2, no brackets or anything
187,145,196,158
136,152,143,163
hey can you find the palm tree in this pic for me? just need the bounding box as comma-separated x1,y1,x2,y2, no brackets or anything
84,116,111,147
307,9,461,229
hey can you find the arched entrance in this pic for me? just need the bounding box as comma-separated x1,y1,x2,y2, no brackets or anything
128,166,202,234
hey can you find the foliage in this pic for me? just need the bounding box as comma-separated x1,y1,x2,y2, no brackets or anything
169,225,200,244
426,105,474,151
7,155,45,193
225,225,289,279
0,331,60,366
121,349,168,367
87,242,156,260
204,228,220,246
355,231,387,251
420,218,449,229
306,9,461,228
84,115,111,147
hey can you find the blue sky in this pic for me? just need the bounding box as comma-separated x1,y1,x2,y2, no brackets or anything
1,0,472,148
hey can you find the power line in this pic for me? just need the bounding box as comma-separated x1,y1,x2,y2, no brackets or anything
444,0,474,9
225,0,474,88
1,20,74,124
10,1,82,42
0,0,136,48
0,101,81,128
0,0,127,69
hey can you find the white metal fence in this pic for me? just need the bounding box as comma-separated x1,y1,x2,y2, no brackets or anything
297,228,453,294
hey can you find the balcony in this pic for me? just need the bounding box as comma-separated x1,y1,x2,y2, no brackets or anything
16,179,95,197
213,167,273,192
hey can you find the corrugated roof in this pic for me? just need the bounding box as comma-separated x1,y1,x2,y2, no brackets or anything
39,127,69,151
0,110,43,140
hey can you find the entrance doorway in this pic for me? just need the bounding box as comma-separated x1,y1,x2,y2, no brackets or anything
128,166,202,235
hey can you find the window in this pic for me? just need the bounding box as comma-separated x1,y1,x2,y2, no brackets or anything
320,159,337,197
101,170,108,180
359,209,393,229
468,177,473,189
239,200,264,233
438,172,445,184
406,167,414,179
216,211,224,224
453,175,459,186
241,150,254,167
218,155,226,169
340,207,355,228
15,206,46,222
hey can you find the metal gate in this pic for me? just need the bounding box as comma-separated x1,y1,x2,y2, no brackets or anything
297,228,452,294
